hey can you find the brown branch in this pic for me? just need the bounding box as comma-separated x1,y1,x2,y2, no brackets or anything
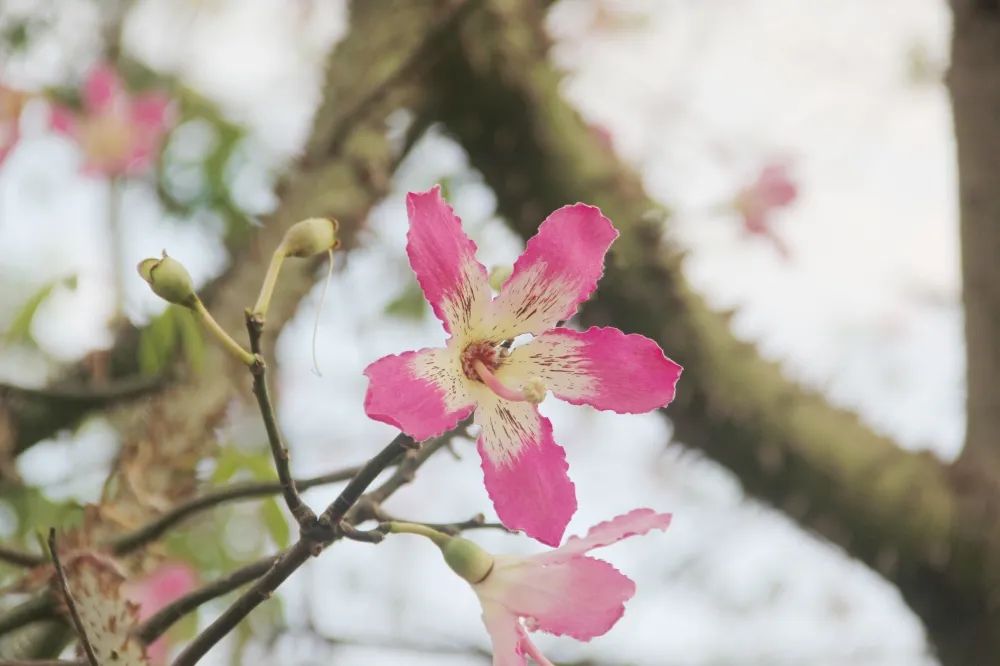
244,312,316,530
0,596,55,636
0,545,44,569
0,659,87,666
951,0,1000,475
172,433,413,666
45,531,98,666
135,552,280,645
109,462,368,555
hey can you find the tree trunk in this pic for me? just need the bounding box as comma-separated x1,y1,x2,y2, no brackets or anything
423,1,1000,662
951,0,1000,477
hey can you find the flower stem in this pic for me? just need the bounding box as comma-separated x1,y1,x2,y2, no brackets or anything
191,299,255,366
251,247,287,319
384,521,451,546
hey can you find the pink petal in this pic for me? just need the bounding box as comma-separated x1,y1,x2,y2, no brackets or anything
490,204,618,338
130,93,172,130
406,187,491,337
481,556,635,641
757,164,798,207
480,602,527,666
364,347,474,441
542,508,672,563
50,106,78,135
83,63,123,113
499,326,682,414
476,398,576,546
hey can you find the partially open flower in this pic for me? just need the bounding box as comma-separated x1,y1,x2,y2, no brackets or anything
436,509,672,665
138,252,196,307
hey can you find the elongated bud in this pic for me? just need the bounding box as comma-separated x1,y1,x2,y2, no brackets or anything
281,218,340,258
137,252,197,307
441,537,495,584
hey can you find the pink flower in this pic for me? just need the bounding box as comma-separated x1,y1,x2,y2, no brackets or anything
733,162,798,256
0,83,26,165
124,562,198,665
467,509,672,665
51,63,173,176
364,187,682,545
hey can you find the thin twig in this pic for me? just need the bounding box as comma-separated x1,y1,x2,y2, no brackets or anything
245,311,316,529
0,376,164,406
135,552,280,645
46,530,98,666
0,545,45,568
0,595,55,636
317,433,414,528
375,511,510,537
0,659,87,666
363,428,460,505
337,522,384,544
172,433,414,666
110,462,367,555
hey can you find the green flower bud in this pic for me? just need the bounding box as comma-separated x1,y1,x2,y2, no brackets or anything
281,218,340,258
441,536,495,584
137,252,197,307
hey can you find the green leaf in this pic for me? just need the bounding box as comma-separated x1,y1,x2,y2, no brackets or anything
137,306,185,375
4,276,76,345
0,483,82,539
260,498,290,549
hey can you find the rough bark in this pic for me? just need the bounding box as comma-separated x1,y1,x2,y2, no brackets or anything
422,2,1000,663
951,1,1000,477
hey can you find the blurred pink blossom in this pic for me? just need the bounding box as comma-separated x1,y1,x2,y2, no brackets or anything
51,63,173,176
0,83,27,166
124,562,197,665
733,162,798,257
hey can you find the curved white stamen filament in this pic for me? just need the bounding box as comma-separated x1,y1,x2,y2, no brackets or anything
473,360,546,404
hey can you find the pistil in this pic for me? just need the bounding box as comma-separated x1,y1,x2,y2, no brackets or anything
473,360,546,404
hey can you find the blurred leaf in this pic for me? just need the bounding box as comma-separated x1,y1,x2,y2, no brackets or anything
211,446,276,484
384,281,427,320
0,483,82,539
4,276,76,346
138,306,206,375
260,498,290,549
138,307,179,375
175,307,205,373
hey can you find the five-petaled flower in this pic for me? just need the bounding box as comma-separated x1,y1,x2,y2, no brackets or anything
733,162,798,257
364,187,682,545
448,509,671,666
0,83,27,166
50,63,173,177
